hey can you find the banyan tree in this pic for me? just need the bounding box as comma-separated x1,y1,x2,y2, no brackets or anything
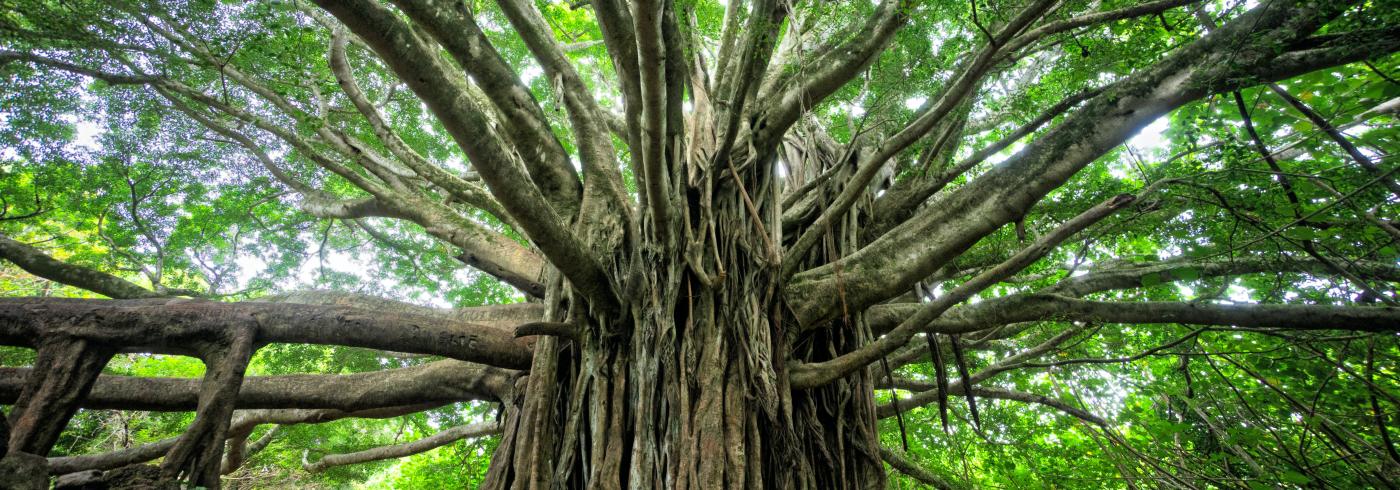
1,0,1399,487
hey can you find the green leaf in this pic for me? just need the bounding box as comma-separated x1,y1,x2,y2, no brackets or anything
1141,273,1164,287
1280,471,1311,485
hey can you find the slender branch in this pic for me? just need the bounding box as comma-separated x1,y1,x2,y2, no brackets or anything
1046,256,1400,297
870,292,1400,339
1000,0,1201,56
877,385,1110,427
48,405,438,475
326,30,513,225
880,447,965,490
304,421,501,472
1267,82,1400,199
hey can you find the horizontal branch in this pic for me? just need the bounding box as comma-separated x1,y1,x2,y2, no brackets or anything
0,297,534,369
298,195,410,221
304,421,500,472
257,290,545,331
868,294,1400,338
1047,257,1400,297
0,360,513,412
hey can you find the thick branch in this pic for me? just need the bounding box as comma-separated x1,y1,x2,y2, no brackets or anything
298,195,410,221
313,0,620,312
631,0,673,240
492,0,633,221
0,234,161,299
0,298,533,369
0,360,512,412
257,290,545,331
383,0,582,215
868,85,1106,237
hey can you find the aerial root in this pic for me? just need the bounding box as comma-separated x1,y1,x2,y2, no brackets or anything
5,338,114,456
158,326,256,489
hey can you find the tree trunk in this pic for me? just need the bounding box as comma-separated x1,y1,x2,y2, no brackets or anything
480,150,886,488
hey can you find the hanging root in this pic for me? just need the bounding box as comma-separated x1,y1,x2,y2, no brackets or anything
6,337,114,456
159,326,256,488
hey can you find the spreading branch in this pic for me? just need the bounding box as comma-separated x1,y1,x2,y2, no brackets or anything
786,1,1392,326
313,0,620,312
791,193,1137,388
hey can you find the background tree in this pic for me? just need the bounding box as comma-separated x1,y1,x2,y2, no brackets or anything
1,0,1399,488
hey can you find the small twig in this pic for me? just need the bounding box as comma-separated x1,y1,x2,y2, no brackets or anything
970,0,998,47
